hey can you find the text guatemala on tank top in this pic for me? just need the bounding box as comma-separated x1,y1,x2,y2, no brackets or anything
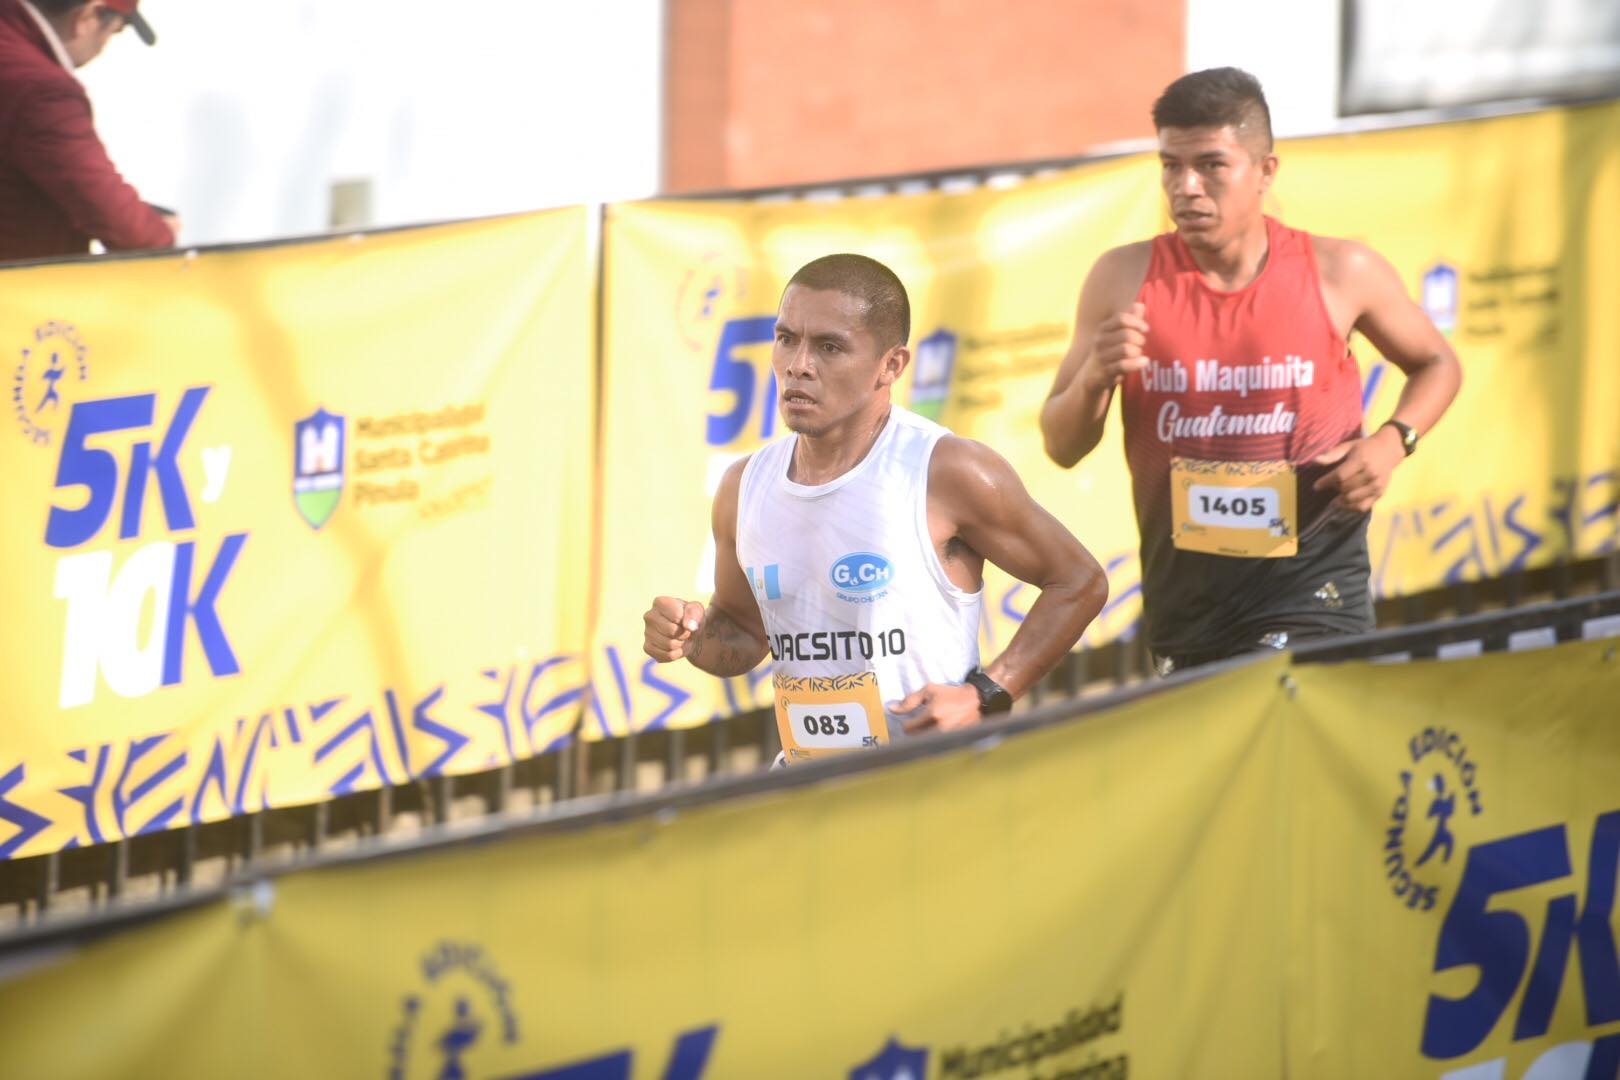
1118,215,1375,656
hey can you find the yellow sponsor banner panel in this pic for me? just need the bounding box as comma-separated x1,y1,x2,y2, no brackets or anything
596,159,1163,736
1281,638,1620,1079
599,101,1620,738
1270,100,1620,597
0,655,1289,1079
0,210,594,860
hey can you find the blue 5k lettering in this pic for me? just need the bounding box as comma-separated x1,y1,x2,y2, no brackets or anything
1423,810,1620,1061
502,1025,717,1080
45,387,246,708
705,317,776,447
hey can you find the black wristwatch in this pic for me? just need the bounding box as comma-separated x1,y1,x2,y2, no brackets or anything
1382,419,1418,457
964,666,1013,716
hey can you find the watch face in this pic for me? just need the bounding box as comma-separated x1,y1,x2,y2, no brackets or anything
1388,421,1416,455
980,683,1013,714
966,669,1012,714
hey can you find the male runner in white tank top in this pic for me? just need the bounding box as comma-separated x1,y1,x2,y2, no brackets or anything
644,254,1107,763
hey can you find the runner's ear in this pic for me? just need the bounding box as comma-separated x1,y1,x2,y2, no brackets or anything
1258,151,1279,191
877,344,910,388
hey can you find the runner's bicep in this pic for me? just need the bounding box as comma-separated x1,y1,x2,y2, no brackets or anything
1048,247,1143,398
972,496,1094,592
1048,288,1103,399
1349,246,1452,375
942,441,1093,589
709,459,768,644
710,535,767,643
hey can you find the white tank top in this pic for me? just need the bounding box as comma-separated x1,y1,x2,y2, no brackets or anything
735,405,984,741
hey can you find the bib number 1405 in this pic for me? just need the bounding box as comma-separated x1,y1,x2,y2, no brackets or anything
1189,485,1279,528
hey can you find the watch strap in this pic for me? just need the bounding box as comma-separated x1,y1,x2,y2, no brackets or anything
1383,419,1418,456
964,666,1013,716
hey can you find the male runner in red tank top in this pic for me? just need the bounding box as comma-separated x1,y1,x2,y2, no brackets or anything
1040,68,1462,672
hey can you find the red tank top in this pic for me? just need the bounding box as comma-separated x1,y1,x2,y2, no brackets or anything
1118,216,1372,656
1119,215,1362,529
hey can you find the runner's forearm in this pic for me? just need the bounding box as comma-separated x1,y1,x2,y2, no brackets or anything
1381,350,1462,439
1041,376,1113,468
981,573,1108,699
686,606,769,678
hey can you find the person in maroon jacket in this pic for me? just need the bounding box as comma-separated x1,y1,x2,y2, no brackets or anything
0,0,177,262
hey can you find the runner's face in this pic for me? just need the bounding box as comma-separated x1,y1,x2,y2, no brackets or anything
1157,125,1276,248
771,285,903,438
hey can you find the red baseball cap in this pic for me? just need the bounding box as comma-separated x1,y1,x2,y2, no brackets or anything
100,0,155,46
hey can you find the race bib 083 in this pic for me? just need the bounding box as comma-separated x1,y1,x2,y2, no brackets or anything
773,671,889,764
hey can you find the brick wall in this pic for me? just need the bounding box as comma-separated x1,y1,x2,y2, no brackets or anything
663,0,1186,192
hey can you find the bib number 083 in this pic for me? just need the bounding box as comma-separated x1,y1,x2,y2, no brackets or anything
784,700,878,749
802,713,850,737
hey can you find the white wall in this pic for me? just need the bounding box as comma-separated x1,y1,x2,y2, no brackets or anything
78,0,665,246
1184,0,1343,136
1185,0,1619,133
1342,0,1620,114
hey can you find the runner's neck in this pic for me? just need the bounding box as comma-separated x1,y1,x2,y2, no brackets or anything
788,404,893,487
1184,218,1271,292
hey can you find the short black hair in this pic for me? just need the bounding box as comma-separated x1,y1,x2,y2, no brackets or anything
1151,67,1273,154
784,253,910,351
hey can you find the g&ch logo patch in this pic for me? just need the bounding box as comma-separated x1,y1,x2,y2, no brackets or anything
831,551,893,603
13,321,89,447
1384,726,1484,913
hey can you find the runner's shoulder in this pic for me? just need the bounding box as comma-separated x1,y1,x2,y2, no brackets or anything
1084,241,1155,305
712,453,755,514
928,434,1015,496
1094,239,1155,277
1309,233,1390,285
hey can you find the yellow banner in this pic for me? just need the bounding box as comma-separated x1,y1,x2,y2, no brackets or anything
597,102,1620,736
2,639,1615,1077
1280,638,1620,1078
596,158,1163,735
4,104,1613,848
0,655,1289,1079
1269,101,1620,596
0,210,594,860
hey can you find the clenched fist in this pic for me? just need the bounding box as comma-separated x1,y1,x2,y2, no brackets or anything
643,596,707,662
1081,302,1151,393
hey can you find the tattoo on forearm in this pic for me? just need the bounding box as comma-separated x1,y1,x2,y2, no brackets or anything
684,621,708,660
685,609,761,676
